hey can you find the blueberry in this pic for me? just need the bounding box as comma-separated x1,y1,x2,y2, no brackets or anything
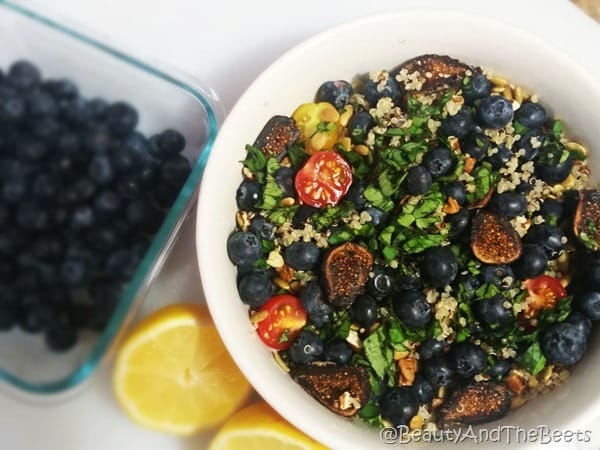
461,131,490,161
153,182,180,208
442,181,467,205
292,205,318,228
60,258,89,286
88,155,115,185
32,173,59,198
237,270,273,307
575,291,600,321
366,265,395,299
299,281,332,327
513,245,548,280
0,300,17,330
350,294,378,328
0,94,25,122
290,330,323,364
421,246,458,288
490,192,527,218
94,190,121,216
236,180,263,211
440,109,474,139
396,272,421,291
404,165,432,195
585,257,600,290
540,322,587,365
138,159,160,187
347,111,374,144
564,311,592,338
487,358,511,378
85,227,119,252
344,179,366,209
315,80,353,109
422,147,456,177
84,127,112,153
284,241,320,271
31,117,62,142
16,200,50,231
126,199,163,231
419,339,448,360
112,145,145,172
514,130,544,161
156,129,186,158
412,375,435,404
515,102,548,128
43,78,78,100
72,178,97,202
474,295,513,328
480,265,516,288
535,145,574,184
485,145,512,170
87,97,108,121
117,176,143,200
392,290,432,328
364,207,387,228
106,101,138,136
18,137,48,161
323,337,353,364
447,208,470,239
0,227,28,253
379,387,419,426
71,205,95,229
60,97,91,125
0,256,17,281
539,199,563,224
27,90,57,117
227,231,262,267
476,95,514,129
449,342,487,378
423,357,456,388
8,60,41,90
161,155,191,187
2,176,27,203
248,216,276,240
18,294,50,333
363,76,401,105
524,224,565,259
45,316,77,352
105,250,141,280
274,167,296,198
462,72,491,105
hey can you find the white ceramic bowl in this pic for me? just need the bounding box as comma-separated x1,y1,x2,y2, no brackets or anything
197,10,600,449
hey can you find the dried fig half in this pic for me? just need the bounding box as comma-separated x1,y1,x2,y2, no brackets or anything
291,362,371,417
323,242,373,308
393,54,471,93
574,189,600,252
253,115,300,158
438,382,512,429
471,210,522,264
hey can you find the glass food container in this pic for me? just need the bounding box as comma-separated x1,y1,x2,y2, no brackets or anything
0,1,222,397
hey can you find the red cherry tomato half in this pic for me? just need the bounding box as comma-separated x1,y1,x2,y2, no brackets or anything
255,295,308,350
294,151,353,208
523,275,567,319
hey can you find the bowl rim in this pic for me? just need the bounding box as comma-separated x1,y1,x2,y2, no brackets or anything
197,8,600,448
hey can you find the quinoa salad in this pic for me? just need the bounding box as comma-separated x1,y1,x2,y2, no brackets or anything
226,54,600,431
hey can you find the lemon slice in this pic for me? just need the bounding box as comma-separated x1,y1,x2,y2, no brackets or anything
112,303,251,435
208,402,328,450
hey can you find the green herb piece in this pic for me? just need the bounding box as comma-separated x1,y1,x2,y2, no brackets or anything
364,185,394,212
328,229,354,245
471,163,496,201
475,283,501,299
242,145,267,174
363,327,394,379
278,329,290,344
517,342,547,375
552,120,564,136
513,121,528,135
382,246,398,262
539,296,572,325
286,144,309,167
268,206,298,225
400,231,446,254
332,311,352,339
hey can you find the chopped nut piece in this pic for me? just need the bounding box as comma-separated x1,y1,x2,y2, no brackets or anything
399,357,417,386
505,372,527,395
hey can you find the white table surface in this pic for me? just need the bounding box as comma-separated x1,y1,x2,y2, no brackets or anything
1,1,599,449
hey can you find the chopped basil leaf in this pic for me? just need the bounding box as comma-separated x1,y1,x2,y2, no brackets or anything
268,206,298,225
471,163,496,201
242,144,267,174
517,342,546,375
363,326,394,379
364,185,394,212
539,296,572,325
552,120,564,136
513,121,528,135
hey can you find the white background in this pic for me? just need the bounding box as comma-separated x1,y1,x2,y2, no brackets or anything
1,0,599,449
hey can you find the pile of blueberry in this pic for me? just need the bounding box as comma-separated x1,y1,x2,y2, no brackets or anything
0,60,192,351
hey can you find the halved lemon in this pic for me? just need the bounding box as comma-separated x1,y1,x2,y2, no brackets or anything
112,303,251,435
208,402,328,450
